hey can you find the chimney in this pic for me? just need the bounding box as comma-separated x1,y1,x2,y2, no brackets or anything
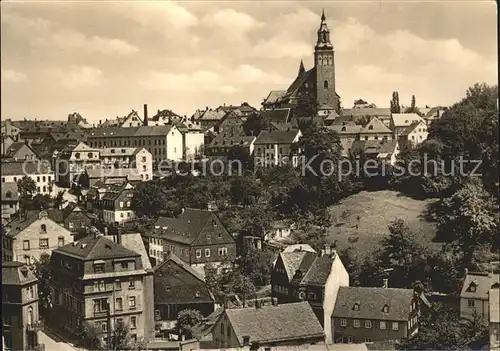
143,104,148,126
116,229,122,245
382,278,388,288
99,120,102,125
242,336,250,346
271,297,278,306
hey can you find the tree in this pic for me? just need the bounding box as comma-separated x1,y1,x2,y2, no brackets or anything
380,219,430,288
32,194,52,210
17,176,37,214
390,91,401,113
30,253,52,311
80,322,104,350
109,319,132,350
176,309,203,339
227,145,253,172
237,248,275,286
132,181,172,217
433,179,498,262
53,190,67,209
353,99,368,105
294,90,317,118
242,112,267,136
404,95,422,115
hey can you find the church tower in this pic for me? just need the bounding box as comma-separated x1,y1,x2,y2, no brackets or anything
314,10,339,113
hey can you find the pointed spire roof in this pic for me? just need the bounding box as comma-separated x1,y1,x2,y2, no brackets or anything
316,9,333,48
298,59,305,76
321,8,326,22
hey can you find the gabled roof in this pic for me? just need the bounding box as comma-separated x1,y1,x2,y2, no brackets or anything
4,210,64,237
460,272,500,300
391,113,425,127
54,234,140,261
279,251,316,281
327,123,363,134
151,109,182,122
261,108,292,124
333,286,416,321
3,142,36,158
104,232,152,270
48,202,91,223
151,208,224,245
254,129,301,145
400,121,425,136
301,254,338,286
198,109,226,121
351,140,399,156
2,261,37,285
285,68,315,98
342,107,391,118
360,117,393,134
263,90,287,105
224,302,324,346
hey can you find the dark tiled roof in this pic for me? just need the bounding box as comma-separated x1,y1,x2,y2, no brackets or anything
360,117,393,134
54,234,140,260
153,252,214,304
301,254,336,286
279,251,316,281
270,122,294,131
225,302,324,346
1,182,19,201
285,68,314,97
0,160,52,176
327,124,363,134
401,121,422,136
2,261,37,285
151,209,218,245
290,252,317,285
254,130,300,145
208,134,255,148
89,125,174,138
263,90,287,105
151,109,182,122
333,287,415,321
351,140,399,155
460,272,500,300
192,308,224,339
3,142,34,158
342,108,391,118
261,109,292,124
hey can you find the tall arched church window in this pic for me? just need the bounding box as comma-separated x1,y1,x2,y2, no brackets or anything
324,80,329,89
318,56,323,66
328,56,333,65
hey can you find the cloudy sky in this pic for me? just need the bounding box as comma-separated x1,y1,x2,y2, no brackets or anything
1,1,497,122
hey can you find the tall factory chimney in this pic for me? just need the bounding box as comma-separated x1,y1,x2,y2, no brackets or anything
143,104,148,126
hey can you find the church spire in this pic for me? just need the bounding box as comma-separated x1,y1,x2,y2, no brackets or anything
316,9,332,48
298,59,305,76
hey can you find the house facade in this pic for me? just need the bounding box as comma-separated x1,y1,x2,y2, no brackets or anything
212,301,325,348
271,246,349,344
146,208,236,269
2,261,44,351
2,142,39,161
390,113,425,139
100,147,153,181
1,182,19,219
153,252,215,334
101,182,136,224
50,234,155,345
1,161,55,195
398,121,428,148
460,271,500,321
55,141,101,187
490,288,500,351
332,287,422,344
253,129,302,168
87,125,183,167
4,210,74,264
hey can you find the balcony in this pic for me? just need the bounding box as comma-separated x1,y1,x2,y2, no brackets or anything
26,320,44,332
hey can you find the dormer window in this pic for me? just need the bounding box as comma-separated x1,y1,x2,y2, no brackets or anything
40,224,47,233
353,303,360,311
469,283,477,292
212,220,217,227
382,305,389,313
341,127,346,132
368,125,373,130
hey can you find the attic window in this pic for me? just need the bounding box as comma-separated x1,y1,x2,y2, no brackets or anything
121,149,126,153
155,225,160,229
382,305,389,313
212,220,217,227
111,149,115,154
341,127,346,132
40,224,47,233
353,303,360,311
469,284,477,292
6,191,12,199
368,125,373,130
195,290,200,298
405,120,408,124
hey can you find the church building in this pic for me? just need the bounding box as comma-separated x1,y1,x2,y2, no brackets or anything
262,10,341,116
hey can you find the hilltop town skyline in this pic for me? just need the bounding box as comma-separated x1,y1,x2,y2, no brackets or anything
1,1,497,122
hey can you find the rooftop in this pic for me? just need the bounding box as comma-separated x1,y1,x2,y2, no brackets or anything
391,113,425,127
2,261,37,285
224,301,324,346
254,129,301,145
460,271,500,300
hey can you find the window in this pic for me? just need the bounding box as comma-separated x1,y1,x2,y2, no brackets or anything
39,239,49,248
308,292,316,300
6,191,12,198
94,263,104,273
205,248,211,257
468,299,475,308
382,305,389,313
121,262,128,269
23,240,30,250
119,201,124,208
324,80,328,88
131,316,137,329
93,298,109,313
469,284,476,292
354,319,360,328
340,319,347,327
129,279,135,289
116,298,123,311
353,303,360,311
40,224,47,233
196,249,202,258
365,320,372,329
347,337,353,344
75,152,80,159
37,176,40,182
129,296,136,309
380,321,386,330
102,323,107,333
392,322,399,331
365,337,373,343
68,222,74,229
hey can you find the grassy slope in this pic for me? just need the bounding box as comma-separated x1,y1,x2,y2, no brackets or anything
326,190,440,257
